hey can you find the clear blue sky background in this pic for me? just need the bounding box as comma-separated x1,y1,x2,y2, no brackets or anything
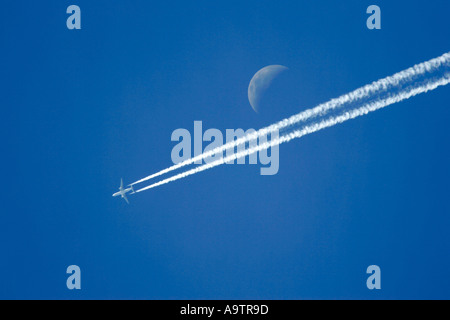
1,0,449,299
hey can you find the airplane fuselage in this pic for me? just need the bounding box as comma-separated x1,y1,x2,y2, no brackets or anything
112,187,133,198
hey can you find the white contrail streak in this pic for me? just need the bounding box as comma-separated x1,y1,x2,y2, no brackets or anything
135,73,450,192
130,53,450,186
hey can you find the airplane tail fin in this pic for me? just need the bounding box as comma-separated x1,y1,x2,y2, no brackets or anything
130,185,135,194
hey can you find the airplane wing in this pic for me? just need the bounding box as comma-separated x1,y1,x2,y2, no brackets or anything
120,178,124,189
122,193,129,204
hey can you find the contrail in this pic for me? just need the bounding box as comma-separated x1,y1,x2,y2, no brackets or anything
130,52,450,186
135,72,450,193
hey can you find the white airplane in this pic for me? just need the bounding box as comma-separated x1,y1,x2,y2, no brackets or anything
112,178,134,204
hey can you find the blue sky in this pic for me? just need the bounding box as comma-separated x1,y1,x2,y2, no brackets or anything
1,0,449,299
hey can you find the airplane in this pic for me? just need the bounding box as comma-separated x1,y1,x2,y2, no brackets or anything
112,178,134,204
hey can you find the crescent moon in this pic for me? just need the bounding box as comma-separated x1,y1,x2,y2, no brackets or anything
248,65,289,113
